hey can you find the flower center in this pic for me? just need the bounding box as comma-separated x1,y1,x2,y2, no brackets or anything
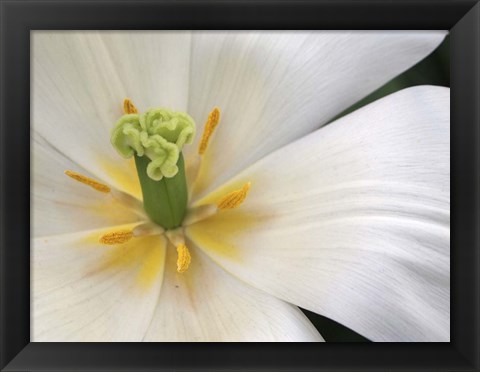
111,101,195,229
64,99,251,274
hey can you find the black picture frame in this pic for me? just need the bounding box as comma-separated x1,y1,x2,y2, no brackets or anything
1,0,478,371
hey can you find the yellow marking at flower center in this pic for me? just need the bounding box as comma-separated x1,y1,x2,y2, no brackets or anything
176,243,191,273
198,107,220,155
64,170,111,193
99,229,133,245
83,229,167,291
217,182,251,210
98,158,142,200
123,98,138,114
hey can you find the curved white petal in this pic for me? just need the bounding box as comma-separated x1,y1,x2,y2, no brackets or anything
187,31,446,201
187,86,450,342
32,31,191,195
32,226,166,341
33,134,144,237
143,245,323,342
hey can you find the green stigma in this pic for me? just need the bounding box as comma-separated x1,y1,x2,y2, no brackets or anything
111,108,195,180
111,107,195,229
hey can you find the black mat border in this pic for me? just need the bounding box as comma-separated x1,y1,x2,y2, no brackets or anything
1,0,479,371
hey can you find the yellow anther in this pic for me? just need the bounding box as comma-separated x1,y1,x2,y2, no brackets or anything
217,182,251,210
123,98,138,114
176,243,191,273
198,107,220,155
64,170,111,193
99,229,133,245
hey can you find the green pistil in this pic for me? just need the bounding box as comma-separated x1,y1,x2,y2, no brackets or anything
111,108,195,229
134,153,188,229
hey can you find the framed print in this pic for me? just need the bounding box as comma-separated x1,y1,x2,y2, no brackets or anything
1,0,479,371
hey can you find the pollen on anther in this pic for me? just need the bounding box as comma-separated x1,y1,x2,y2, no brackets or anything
176,243,191,273
217,182,251,210
198,107,220,155
123,98,138,114
64,170,111,193
99,230,133,245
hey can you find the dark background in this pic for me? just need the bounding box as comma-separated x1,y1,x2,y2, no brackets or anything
301,35,450,342
1,0,477,369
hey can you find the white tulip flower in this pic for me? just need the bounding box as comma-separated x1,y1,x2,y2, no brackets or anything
32,31,449,342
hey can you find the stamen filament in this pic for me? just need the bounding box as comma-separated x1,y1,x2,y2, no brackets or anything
64,170,111,193
132,222,165,237
123,98,138,114
185,154,201,195
109,189,146,219
198,107,220,155
217,182,251,210
183,204,218,226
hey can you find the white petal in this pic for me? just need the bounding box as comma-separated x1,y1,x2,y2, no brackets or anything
187,86,450,342
33,134,143,236
32,227,166,341
32,31,191,195
187,31,446,201
143,245,323,342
